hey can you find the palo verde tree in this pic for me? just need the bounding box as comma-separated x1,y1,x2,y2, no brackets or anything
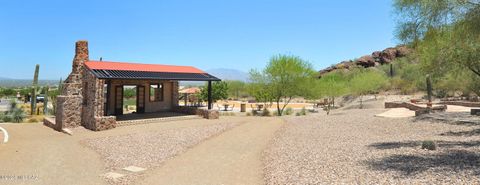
349,69,388,109
251,54,316,116
394,0,480,94
225,80,247,100
247,69,275,108
199,81,229,103
314,71,349,115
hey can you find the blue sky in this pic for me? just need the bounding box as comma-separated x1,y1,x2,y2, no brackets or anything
0,0,396,80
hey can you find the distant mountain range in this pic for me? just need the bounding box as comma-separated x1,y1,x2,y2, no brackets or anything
0,77,59,88
179,68,248,87
0,68,249,88
206,68,248,82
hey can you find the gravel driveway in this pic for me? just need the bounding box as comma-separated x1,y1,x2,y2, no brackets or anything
264,109,480,184
83,120,243,185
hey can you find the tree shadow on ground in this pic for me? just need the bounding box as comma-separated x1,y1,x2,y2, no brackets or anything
440,128,480,136
369,140,480,150
366,150,480,176
415,112,480,127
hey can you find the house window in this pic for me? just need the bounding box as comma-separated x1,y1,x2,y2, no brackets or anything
150,83,163,102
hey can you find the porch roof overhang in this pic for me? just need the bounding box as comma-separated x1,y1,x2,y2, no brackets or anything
85,61,221,81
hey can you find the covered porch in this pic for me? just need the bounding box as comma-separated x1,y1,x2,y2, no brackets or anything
87,61,221,121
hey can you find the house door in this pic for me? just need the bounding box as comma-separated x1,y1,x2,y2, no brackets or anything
137,85,145,113
114,86,123,115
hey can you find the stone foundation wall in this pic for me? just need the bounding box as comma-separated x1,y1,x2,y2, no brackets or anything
93,116,116,131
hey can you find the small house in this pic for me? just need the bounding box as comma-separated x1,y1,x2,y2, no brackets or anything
48,40,220,131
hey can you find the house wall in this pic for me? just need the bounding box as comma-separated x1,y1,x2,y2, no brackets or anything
53,40,116,132
82,70,116,131
106,80,179,115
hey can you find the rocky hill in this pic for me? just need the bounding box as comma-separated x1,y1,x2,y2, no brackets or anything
319,45,412,75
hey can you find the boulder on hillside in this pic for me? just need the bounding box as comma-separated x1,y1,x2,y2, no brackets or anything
318,45,413,77
355,55,377,67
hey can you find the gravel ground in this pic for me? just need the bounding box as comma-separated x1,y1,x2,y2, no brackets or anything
264,108,480,185
83,121,241,185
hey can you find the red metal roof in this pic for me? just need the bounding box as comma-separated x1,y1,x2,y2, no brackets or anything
85,61,206,74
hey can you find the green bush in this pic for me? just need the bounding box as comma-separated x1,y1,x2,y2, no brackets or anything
2,114,12,123
284,107,293,115
11,108,26,123
421,140,437,150
262,108,271,117
300,107,307,116
295,112,301,116
0,113,5,123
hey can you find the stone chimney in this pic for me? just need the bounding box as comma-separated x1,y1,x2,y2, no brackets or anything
62,40,89,95
68,40,89,83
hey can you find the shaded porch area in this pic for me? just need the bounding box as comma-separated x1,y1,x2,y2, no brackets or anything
116,112,201,126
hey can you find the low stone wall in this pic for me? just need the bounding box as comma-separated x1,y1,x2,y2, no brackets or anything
385,101,425,111
385,101,447,116
56,95,82,129
43,117,58,130
93,116,116,131
439,101,480,107
173,106,219,119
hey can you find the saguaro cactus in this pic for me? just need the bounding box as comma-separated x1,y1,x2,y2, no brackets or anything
31,64,39,115
426,74,432,103
389,63,394,77
44,86,49,115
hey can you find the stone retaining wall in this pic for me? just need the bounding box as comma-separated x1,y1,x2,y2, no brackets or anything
173,106,219,119
385,101,425,111
385,101,447,116
439,101,480,107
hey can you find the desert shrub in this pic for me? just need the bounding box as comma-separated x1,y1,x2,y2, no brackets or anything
262,108,271,117
300,107,307,116
0,113,5,123
11,108,26,123
246,112,252,116
28,118,39,123
284,107,293,115
421,140,437,150
9,99,17,111
2,114,12,122
251,109,258,116
434,89,448,98
295,112,301,116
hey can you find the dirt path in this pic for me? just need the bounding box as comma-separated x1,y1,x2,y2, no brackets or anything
139,117,284,185
0,124,106,185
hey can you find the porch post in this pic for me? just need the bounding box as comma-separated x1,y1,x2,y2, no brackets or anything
208,81,212,110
